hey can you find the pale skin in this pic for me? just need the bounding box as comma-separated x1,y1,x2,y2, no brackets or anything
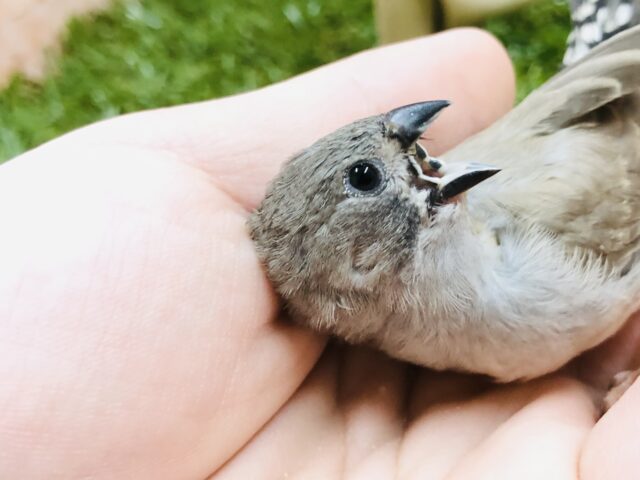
0,28,638,479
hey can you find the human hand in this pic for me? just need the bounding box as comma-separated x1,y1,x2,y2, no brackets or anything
0,28,635,479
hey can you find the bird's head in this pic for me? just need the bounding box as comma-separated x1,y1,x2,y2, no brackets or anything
249,101,499,331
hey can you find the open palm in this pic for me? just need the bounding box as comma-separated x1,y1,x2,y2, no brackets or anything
0,29,637,479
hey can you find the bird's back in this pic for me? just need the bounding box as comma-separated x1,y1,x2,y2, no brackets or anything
443,25,640,267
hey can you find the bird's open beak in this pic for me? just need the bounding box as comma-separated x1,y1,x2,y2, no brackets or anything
385,100,450,149
436,162,500,200
386,102,499,199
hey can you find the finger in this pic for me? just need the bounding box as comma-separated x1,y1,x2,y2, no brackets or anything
332,346,410,480
572,311,640,390
446,378,595,480
65,28,515,210
398,376,595,480
581,377,640,479
211,346,346,480
399,376,535,479
407,369,491,415
212,345,410,480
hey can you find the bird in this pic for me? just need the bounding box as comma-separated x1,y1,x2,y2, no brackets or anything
564,0,640,65
249,22,640,389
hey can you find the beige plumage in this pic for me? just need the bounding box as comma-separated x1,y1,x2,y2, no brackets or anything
447,26,640,265
250,26,640,386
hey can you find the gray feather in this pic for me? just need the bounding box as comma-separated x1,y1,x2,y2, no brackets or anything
445,25,640,262
564,0,640,65
250,26,640,382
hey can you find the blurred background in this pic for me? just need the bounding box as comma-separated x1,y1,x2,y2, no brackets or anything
0,0,570,163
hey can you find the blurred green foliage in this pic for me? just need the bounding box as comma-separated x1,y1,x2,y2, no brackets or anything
485,1,570,100
0,0,569,162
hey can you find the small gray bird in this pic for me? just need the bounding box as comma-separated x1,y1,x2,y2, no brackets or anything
250,25,640,384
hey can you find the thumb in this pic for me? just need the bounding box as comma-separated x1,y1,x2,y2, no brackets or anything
57,27,515,209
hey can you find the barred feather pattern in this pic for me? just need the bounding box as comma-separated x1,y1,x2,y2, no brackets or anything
564,0,640,65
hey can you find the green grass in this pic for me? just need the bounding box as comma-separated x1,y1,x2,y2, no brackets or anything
484,0,570,100
0,0,570,163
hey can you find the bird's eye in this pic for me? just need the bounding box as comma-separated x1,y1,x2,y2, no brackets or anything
344,160,387,197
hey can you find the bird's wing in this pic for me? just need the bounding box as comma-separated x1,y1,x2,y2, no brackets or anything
442,25,640,263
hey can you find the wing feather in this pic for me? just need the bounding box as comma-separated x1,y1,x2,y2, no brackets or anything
442,26,640,264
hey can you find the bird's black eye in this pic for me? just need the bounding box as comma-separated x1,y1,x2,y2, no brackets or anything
344,160,386,197
349,163,380,191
